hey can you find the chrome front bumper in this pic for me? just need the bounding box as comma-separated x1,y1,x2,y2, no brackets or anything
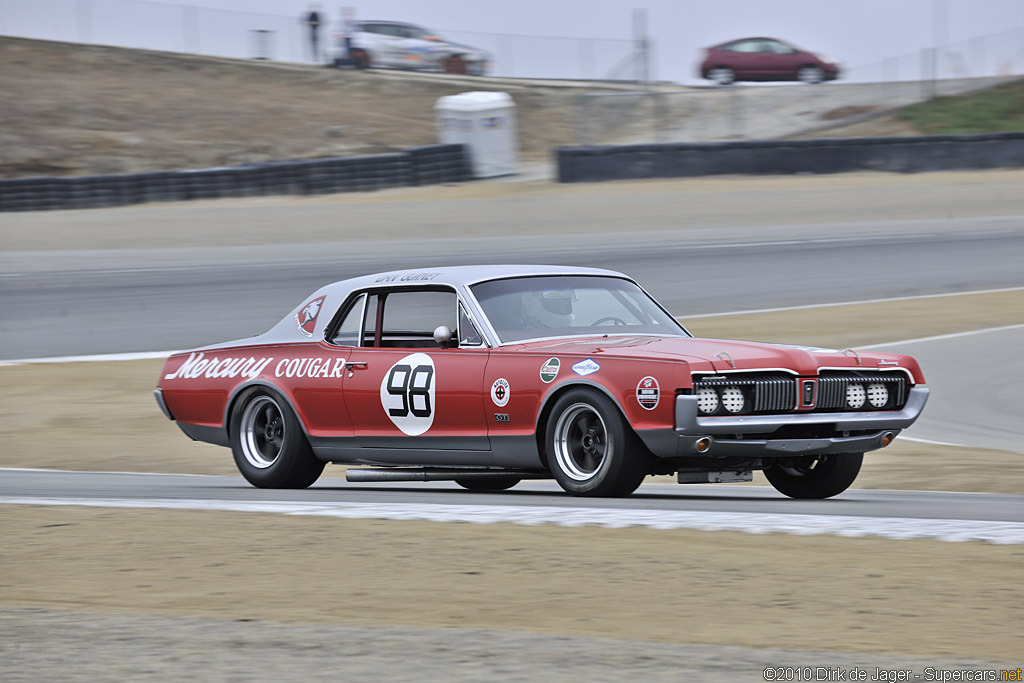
659,386,930,459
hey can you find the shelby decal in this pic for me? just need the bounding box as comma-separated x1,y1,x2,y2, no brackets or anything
490,378,510,407
380,353,435,436
274,357,347,379
164,352,273,380
540,357,560,383
295,296,326,337
572,358,600,376
636,376,660,410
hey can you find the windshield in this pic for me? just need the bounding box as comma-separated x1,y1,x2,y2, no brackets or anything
471,275,689,344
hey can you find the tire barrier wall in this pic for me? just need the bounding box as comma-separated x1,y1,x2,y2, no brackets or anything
0,144,470,212
556,132,1024,183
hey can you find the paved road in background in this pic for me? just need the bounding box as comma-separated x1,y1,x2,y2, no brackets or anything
2,216,1022,358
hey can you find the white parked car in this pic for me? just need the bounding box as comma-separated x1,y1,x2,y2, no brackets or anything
335,21,489,75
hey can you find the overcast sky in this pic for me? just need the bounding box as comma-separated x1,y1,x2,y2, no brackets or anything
4,0,1023,81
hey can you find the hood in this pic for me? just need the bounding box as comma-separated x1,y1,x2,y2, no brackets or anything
513,335,920,378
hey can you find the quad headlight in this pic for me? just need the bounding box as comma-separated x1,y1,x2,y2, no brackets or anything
696,387,719,414
846,383,866,409
721,387,745,413
867,382,889,408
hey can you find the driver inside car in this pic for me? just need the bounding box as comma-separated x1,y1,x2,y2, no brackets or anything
522,288,578,328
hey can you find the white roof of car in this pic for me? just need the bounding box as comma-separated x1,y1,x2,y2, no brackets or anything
203,265,631,351
317,264,627,298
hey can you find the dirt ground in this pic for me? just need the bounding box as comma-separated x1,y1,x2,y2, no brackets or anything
2,506,1022,664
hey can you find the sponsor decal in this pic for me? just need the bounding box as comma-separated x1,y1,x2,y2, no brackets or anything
295,296,327,337
490,378,510,407
274,357,346,379
539,357,560,383
380,353,435,436
164,352,273,380
494,413,510,422
636,376,660,410
571,358,600,376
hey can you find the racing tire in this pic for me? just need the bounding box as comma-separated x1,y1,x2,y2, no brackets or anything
442,56,467,75
454,476,521,491
230,387,325,489
762,453,863,499
708,67,735,85
545,389,649,497
350,49,370,70
797,65,825,84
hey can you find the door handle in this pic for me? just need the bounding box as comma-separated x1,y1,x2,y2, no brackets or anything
345,361,368,370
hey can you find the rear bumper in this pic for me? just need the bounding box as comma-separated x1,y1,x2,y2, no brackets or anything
637,387,928,459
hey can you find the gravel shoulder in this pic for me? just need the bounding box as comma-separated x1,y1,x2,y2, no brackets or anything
2,506,1021,667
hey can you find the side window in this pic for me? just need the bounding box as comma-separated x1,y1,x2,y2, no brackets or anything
459,304,483,347
379,290,457,348
330,293,366,346
363,293,380,346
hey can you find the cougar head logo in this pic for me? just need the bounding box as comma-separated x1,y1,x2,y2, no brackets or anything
295,296,326,337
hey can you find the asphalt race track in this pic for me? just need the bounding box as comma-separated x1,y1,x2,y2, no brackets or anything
2,216,1023,359
2,182,1023,544
3,470,1023,544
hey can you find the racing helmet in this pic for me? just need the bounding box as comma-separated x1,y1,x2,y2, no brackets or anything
523,288,577,327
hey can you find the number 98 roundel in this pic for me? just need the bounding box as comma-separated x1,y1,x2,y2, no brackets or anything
380,353,436,436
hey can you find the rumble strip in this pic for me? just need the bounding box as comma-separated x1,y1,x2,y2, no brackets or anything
2,497,1022,545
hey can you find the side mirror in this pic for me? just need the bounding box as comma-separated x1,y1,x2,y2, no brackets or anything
433,325,453,348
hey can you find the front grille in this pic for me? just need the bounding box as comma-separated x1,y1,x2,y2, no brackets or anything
692,373,796,415
816,371,907,411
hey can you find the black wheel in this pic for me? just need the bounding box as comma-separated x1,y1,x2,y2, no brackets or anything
708,66,735,85
443,56,467,74
455,476,521,491
762,453,863,499
230,387,325,489
545,389,649,497
350,49,370,69
797,65,824,84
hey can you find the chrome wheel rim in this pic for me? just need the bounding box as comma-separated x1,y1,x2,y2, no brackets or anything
553,403,609,481
241,396,285,469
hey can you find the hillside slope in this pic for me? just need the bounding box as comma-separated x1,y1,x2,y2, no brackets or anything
0,37,592,178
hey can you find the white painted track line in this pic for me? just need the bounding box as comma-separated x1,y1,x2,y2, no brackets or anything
3,496,1022,544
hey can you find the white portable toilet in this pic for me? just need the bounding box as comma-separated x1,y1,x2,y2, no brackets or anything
435,91,518,178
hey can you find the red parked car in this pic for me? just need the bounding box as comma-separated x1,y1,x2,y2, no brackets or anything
700,37,840,85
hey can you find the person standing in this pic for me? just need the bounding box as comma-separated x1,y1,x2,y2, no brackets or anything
303,4,323,62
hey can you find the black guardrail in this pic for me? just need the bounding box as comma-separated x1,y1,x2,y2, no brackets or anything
0,144,470,212
557,132,1024,183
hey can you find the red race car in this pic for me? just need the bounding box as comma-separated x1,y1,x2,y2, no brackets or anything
156,266,927,498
